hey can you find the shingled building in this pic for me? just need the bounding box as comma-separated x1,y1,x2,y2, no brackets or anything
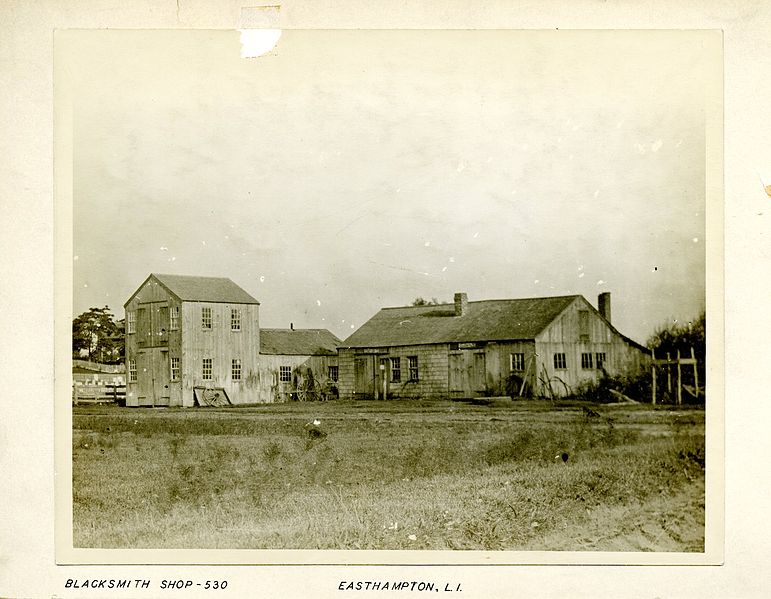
337,292,649,400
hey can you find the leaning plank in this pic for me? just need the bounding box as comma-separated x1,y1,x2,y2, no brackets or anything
608,389,639,404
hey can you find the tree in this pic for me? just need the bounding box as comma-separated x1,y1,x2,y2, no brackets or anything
72,306,124,363
411,297,443,306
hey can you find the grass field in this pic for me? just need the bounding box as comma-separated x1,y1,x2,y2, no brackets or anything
72,399,705,551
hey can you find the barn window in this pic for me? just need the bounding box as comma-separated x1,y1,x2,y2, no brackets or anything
553,353,567,370
202,358,213,380
231,308,241,331
128,359,137,382
390,357,401,382
596,352,606,370
510,353,525,371
328,365,339,382
581,352,594,369
170,357,180,381
279,365,291,383
202,306,212,329
231,359,242,381
170,306,180,330
408,356,419,381
127,311,136,334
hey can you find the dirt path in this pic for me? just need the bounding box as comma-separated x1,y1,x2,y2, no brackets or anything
526,477,705,552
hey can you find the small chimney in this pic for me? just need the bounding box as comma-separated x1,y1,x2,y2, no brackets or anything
598,292,611,322
290,322,294,331
454,292,468,317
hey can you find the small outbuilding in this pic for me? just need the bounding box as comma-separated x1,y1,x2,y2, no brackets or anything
337,292,649,400
257,328,341,402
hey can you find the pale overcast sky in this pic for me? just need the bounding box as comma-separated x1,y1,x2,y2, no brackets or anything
65,29,714,343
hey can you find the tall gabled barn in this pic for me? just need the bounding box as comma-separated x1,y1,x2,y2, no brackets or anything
337,292,649,400
124,274,261,407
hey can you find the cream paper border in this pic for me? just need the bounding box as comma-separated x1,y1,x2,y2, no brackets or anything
53,27,723,567
8,1,766,597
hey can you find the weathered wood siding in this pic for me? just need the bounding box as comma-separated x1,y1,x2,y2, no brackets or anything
125,277,181,407
339,341,538,400
535,296,649,396
338,344,450,400
478,341,538,397
179,301,260,406
254,355,338,402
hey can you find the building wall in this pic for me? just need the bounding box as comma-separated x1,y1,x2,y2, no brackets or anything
535,296,649,396
338,344,450,400
125,277,182,407
254,354,338,402
179,301,261,406
478,341,538,397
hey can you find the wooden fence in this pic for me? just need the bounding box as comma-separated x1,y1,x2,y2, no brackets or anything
72,383,126,406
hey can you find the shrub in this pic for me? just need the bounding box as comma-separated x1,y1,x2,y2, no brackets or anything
570,368,650,404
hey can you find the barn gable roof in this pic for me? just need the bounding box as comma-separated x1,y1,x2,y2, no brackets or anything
133,274,260,305
259,328,341,356
341,295,580,348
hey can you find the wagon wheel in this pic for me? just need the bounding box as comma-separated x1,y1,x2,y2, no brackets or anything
298,378,322,402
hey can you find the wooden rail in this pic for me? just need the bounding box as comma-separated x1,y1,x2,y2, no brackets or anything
73,383,126,406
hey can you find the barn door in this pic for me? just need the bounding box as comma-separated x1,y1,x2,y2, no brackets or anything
152,350,170,406
449,351,486,397
137,352,153,406
354,356,374,399
449,353,464,395
472,352,487,393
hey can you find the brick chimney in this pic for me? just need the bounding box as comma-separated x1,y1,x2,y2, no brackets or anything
598,292,611,322
454,292,468,316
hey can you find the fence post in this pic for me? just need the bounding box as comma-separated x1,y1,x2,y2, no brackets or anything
651,348,656,405
666,352,671,395
676,349,682,406
73,383,78,406
691,347,699,397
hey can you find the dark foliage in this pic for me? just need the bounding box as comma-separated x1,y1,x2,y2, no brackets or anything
72,306,124,363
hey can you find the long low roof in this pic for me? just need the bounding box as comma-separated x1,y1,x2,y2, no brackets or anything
341,295,580,348
260,328,341,356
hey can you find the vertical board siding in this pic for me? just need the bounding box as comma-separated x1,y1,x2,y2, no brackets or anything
535,297,649,396
180,302,260,406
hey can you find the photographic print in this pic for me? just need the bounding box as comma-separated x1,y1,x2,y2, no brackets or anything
56,28,721,562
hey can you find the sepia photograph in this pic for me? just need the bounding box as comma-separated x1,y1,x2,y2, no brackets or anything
56,27,721,561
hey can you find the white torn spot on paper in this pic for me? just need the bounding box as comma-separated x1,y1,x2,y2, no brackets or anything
692,237,699,243
316,299,321,306
593,189,600,199
456,160,466,173
160,246,168,251
578,273,585,278
74,255,79,261
651,139,663,153
442,266,447,272
596,280,605,286
424,241,431,247
449,257,455,263
259,275,265,282
239,29,282,59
